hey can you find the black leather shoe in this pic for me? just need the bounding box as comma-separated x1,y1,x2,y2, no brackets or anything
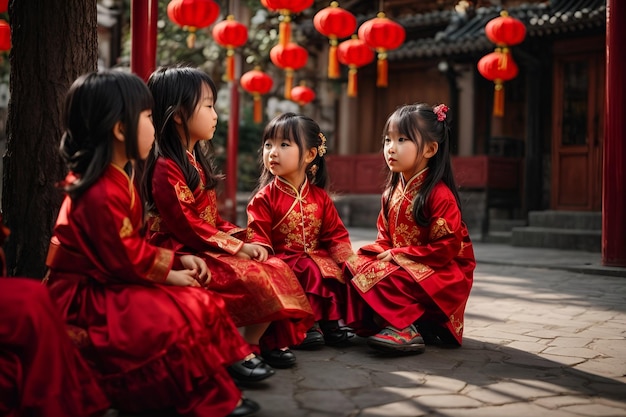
227,355,275,383
228,398,260,416
292,327,325,350
261,348,297,368
320,321,355,346
324,328,354,345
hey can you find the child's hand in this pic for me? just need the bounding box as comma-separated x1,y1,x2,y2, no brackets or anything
179,255,210,285
165,269,202,287
238,243,269,262
376,250,393,262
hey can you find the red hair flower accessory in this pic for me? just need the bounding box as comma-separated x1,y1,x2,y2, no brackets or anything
434,104,448,122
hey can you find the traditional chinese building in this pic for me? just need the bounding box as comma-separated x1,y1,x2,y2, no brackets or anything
315,0,606,252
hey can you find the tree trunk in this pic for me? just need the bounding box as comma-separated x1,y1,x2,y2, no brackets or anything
3,0,97,277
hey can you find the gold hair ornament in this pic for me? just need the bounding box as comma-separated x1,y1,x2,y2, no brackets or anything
317,132,327,157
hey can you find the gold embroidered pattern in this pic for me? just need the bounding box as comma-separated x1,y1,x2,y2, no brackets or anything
352,260,390,293
119,217,133,238
280,202,321,252
146,248,174,282
174,181,194,204
394,254,434,282
199,205,217,226
207,231,243,255
449,313,464,336
430,217,453,240
392,222,419,248
310,253,344,282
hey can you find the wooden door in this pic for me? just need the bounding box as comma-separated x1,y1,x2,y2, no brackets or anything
551,39,604,210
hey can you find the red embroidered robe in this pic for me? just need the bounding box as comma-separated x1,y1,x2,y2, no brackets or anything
147,155,313,349
0,278,109,417
46,164,247,416
247,176,354,321
345,169,475,345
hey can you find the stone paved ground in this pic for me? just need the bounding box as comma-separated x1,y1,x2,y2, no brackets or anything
118,229,626,417
241,260,626,417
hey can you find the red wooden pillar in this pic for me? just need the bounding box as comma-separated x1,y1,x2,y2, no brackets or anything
602,0,626,266
223,2,242,224
224,79,240,223
130,0,158,81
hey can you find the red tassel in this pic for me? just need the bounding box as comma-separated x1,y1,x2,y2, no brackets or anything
186,30,197,49
328,41,339,79
284,70,294,99
279,18,291,47
253,95,262,124
493,82,504,117
347,68,357,97
225,51,234,82
376,55,388,87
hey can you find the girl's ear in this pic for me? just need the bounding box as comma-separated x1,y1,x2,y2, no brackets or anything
113,121,125,143
423,141,439,159
304,147,318,164
173,111,182,125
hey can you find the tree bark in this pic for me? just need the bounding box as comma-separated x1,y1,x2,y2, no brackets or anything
3,0,98,277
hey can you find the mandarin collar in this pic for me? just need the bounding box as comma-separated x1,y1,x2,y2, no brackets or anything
274,175,309,200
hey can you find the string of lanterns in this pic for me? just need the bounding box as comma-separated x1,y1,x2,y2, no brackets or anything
165,0,407,122
477,10,526,117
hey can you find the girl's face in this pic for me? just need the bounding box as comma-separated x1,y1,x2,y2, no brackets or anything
384,123,433,181
138,109,156,160
263,136,309,187
184,83,218,148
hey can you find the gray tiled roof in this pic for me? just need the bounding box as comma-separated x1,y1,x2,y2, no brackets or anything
388,0,606,60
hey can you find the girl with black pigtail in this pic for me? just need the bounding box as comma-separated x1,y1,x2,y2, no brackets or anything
344,103,475,354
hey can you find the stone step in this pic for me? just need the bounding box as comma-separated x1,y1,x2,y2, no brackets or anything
482,231,512,244
528,210,601,230
489,218,527,232
511,226,601,252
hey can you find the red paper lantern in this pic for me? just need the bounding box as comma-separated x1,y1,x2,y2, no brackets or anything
0,19,10,51
485,11,526,46
212,15,248,82
337,35,375,97
264,0,314,46
167,0,220,48
358,12,405,88
313,1,357,79
269,43,308,100
0,0,8,13
477,49,519,117
240,67,273,123
290,82,316,106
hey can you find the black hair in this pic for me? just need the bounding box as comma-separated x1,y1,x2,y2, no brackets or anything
143,65,221,211
382,103,461,227
59,70,153,200
256,112,328,192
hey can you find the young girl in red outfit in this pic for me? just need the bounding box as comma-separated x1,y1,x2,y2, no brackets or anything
0,216,110,417
143,66,313,371
345,103,475,354
45,70,259,417
247,113,355,348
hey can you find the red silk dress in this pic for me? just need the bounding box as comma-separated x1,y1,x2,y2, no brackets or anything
147,154,314,350
345,169,475,345
0,278,109,417
45,164,249,417
247,177,354,322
